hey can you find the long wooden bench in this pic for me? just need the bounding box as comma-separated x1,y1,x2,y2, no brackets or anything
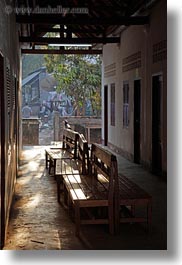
62,143,118,236
114,174,152,233
45,128,79,175
46,124,152,235
56,133,89,202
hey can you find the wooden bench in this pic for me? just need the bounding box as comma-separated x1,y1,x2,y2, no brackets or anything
56,133,89,202
62,143,118,236
114,174,152,233
45,128,79,175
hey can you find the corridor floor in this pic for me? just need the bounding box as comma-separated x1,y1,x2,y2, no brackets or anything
4,145,167,250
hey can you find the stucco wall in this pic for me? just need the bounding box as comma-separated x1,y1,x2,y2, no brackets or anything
102,0,167,174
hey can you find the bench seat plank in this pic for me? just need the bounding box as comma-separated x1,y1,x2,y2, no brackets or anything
45,148,75,175
62,143,117,236
118,174,152,200
63,174,109,202
55,133,89,204
46,148,74,160
56,158,80,176
115,174,152,233
45,128,79,175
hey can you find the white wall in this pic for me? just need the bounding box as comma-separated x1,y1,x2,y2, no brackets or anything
102,0,167,173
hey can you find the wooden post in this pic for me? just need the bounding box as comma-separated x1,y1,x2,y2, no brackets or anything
53,111,60,141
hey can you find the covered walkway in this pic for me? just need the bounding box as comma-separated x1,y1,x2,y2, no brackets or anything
4,146,167,250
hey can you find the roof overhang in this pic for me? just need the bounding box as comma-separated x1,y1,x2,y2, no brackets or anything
15,0,153,55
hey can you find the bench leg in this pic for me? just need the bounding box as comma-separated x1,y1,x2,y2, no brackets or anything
49,159,52,174
114,199,120,234
108,205,114,235
45,152,48,168
49,158,56,176
75,201,81,237
131,205,135,217
53,159,56,178
57,177,61,203
63,183,68,206
147,202,152,233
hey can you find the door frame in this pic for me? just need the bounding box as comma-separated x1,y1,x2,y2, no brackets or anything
134,78,141,163
151,72,163,174
104,85,108,146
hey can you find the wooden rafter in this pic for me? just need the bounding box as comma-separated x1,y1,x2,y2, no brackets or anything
21,49,102,54
33,27,104,34
16,14,149,25
19,36,120,44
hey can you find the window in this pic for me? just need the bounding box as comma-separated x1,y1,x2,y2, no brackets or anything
123,82,129,127
110,83,115,126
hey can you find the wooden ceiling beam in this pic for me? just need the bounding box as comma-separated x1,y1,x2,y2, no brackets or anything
33,28,104,34
16,14,149,25
19,36,120,44
21,49,102,54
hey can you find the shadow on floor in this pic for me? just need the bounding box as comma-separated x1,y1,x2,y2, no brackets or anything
4,145,167,250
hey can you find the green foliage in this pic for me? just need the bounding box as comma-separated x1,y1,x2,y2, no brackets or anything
44,53,101,116
22,54,45,79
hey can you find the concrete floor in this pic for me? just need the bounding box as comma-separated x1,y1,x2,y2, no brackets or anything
4,145,167,250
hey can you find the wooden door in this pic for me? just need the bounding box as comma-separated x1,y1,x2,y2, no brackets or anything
104,85,108,146
134,80,141,163
152,75,162,174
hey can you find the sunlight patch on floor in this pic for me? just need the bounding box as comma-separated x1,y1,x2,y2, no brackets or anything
28,161,39,171
18,175,33,185
25,193,41,209
21,149,40,160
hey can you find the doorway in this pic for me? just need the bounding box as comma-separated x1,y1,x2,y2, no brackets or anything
152,75,162,174
134,80,141,163
104,85,108,146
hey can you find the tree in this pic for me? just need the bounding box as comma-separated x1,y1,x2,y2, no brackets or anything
44,53,101,116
